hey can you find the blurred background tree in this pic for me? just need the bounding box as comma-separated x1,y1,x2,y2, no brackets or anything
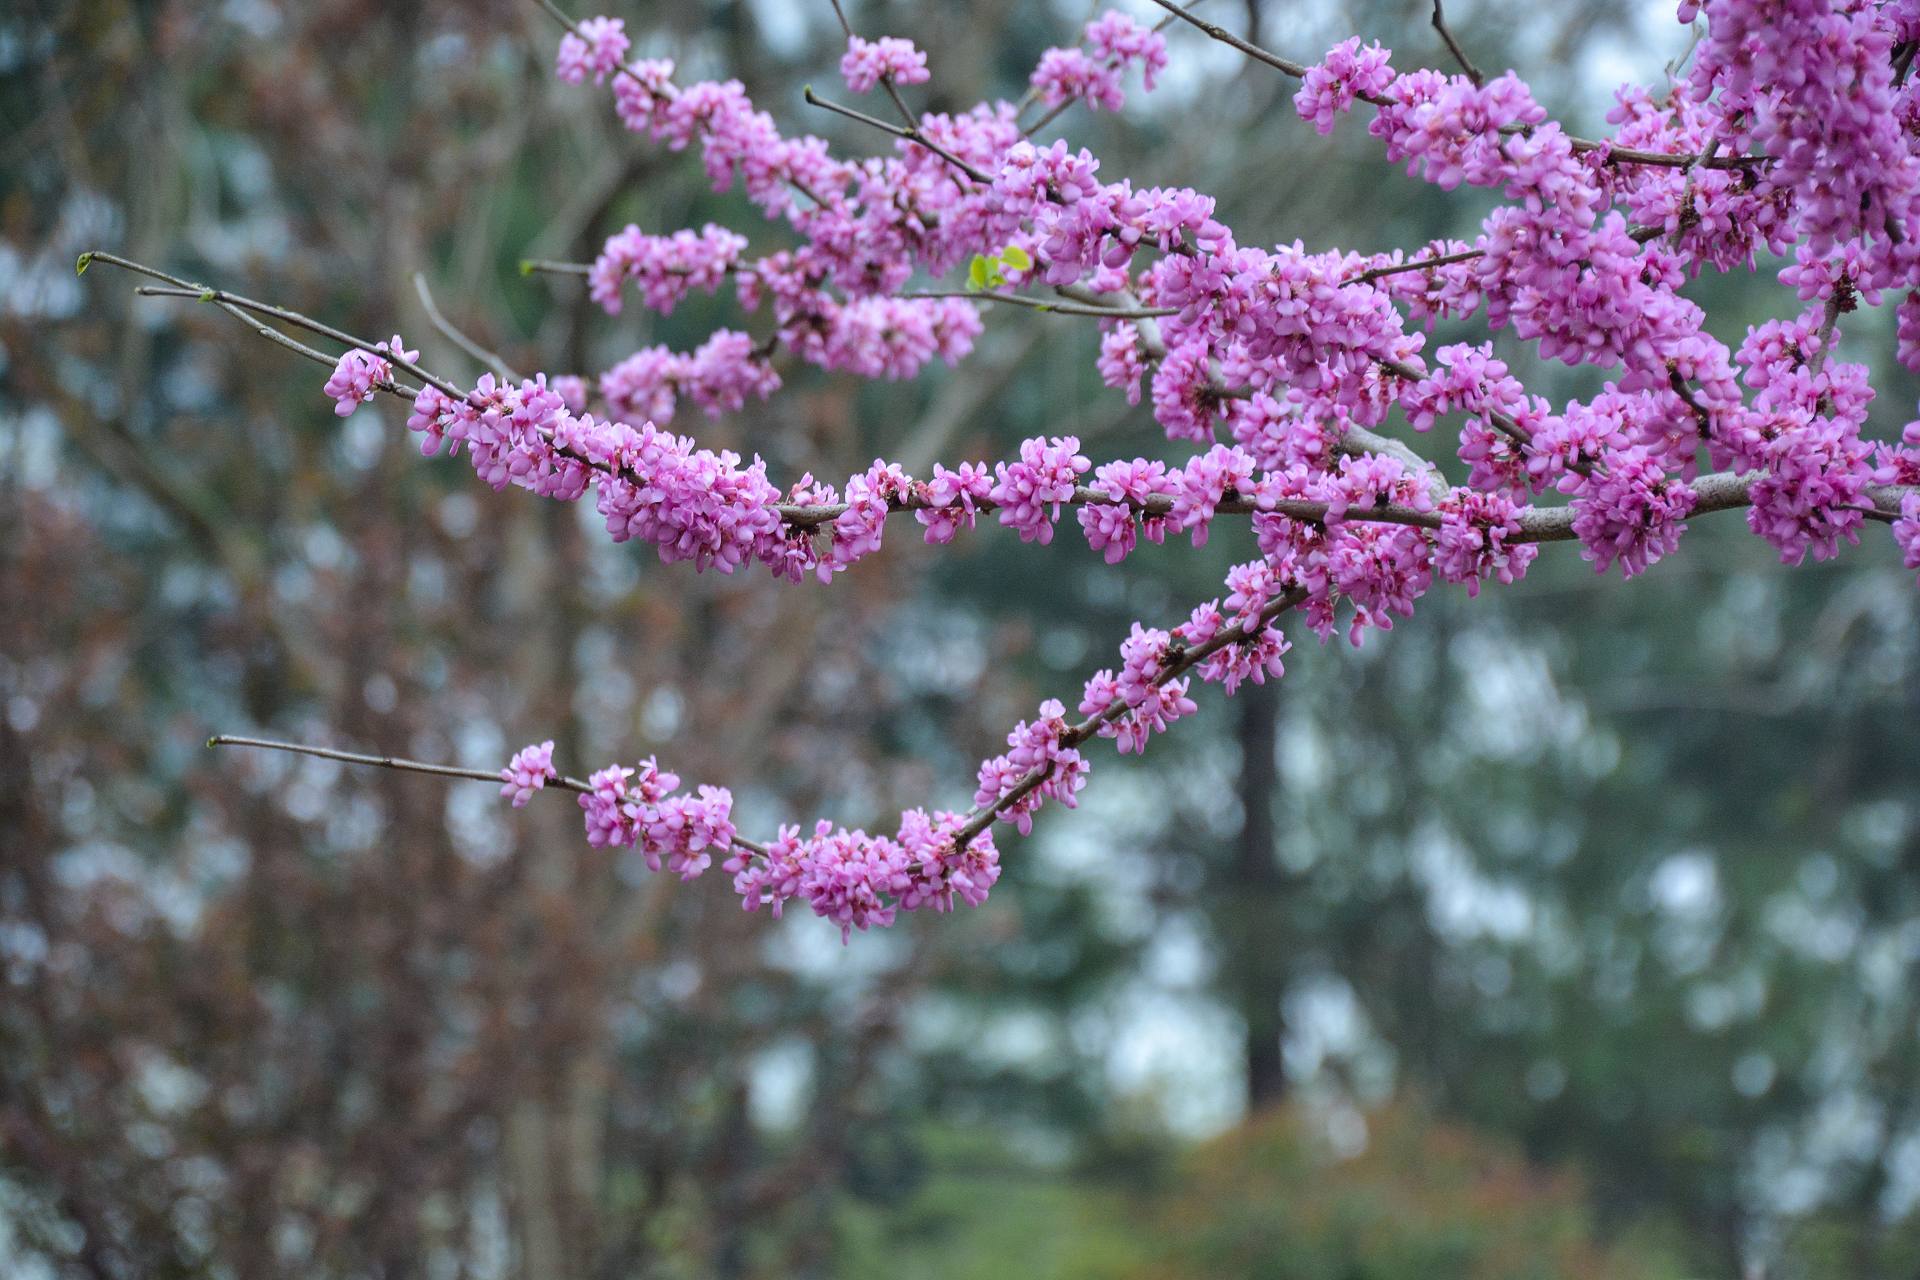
4,1,1920,1277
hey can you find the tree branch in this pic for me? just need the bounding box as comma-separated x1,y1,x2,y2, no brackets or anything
414,272,521,382
1430,0,1484,87
801,86,992,185
1143,0,1767,171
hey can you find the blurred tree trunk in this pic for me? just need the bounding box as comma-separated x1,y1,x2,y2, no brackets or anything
1230,681,1290,1111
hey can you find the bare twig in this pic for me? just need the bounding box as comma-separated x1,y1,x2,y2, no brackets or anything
522,258,593,277
1023,99,1074,140
210,733,590,792
1343,222,1662,287
1430,1,1484,87
801,86,992,184
415,272,521,382
207,734,773,857
901,289,1178,319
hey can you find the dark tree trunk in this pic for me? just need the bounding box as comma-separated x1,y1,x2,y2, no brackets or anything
1231,680,1290,1110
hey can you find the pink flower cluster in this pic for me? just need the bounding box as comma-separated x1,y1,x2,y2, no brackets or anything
1294,36,1393,135
323,335,417,417
1896,493,1920,585
500,740,557,807
598,333,783,425
579,757,735,881
990,435,1091,544
727,811,1000,941
367,4,1920,937
1686,0,1918,255
587,223,747,315
555,16,629,85
1080,624,1197,754
1031,12,1167,113
840,35,930,95
974,699,1089,836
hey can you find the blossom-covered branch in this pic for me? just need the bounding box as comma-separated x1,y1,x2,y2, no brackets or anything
87,0,1920,939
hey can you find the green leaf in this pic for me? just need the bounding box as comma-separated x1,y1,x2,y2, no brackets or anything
968,254,991,290
1001,244,1032,272
75,251,94,276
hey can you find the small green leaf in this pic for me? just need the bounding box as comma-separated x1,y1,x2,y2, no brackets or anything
519,259,536,277
1001,244,1032,271
198,289,215,302
967,254,991,290
75,252,94,276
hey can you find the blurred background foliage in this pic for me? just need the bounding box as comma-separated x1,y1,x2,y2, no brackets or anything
5,0,1920,1276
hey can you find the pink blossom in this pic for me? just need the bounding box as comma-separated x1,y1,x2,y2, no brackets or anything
917,461,995,544
1295,37,1394,135
974,699,1088,836
1434,489,1537,596
1097,324,1145,404
1894,493,1920,585
989,435,1090,544
500,740,557,808
556,16,630,85
840,35,930,95
1078,456,1172,564
1085,12,1167,91
323,335,415,417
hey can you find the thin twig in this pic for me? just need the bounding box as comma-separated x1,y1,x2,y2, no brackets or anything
1808,286,1850,379
209,733,590,792
1430,0,1484,87
80,252,406,391
208,733,774,857
901,289,1178,319
1346,247,1484,284
414,273,521,382
802,86,991,184
1341,222,1663,290
111,270,464,398
1023,99,1074,140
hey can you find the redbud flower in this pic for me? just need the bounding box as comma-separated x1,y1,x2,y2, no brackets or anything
840,36,930,95
500,741,558,808
556,16,630,85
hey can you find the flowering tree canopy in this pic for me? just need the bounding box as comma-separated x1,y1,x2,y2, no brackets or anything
87,0,1920,941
